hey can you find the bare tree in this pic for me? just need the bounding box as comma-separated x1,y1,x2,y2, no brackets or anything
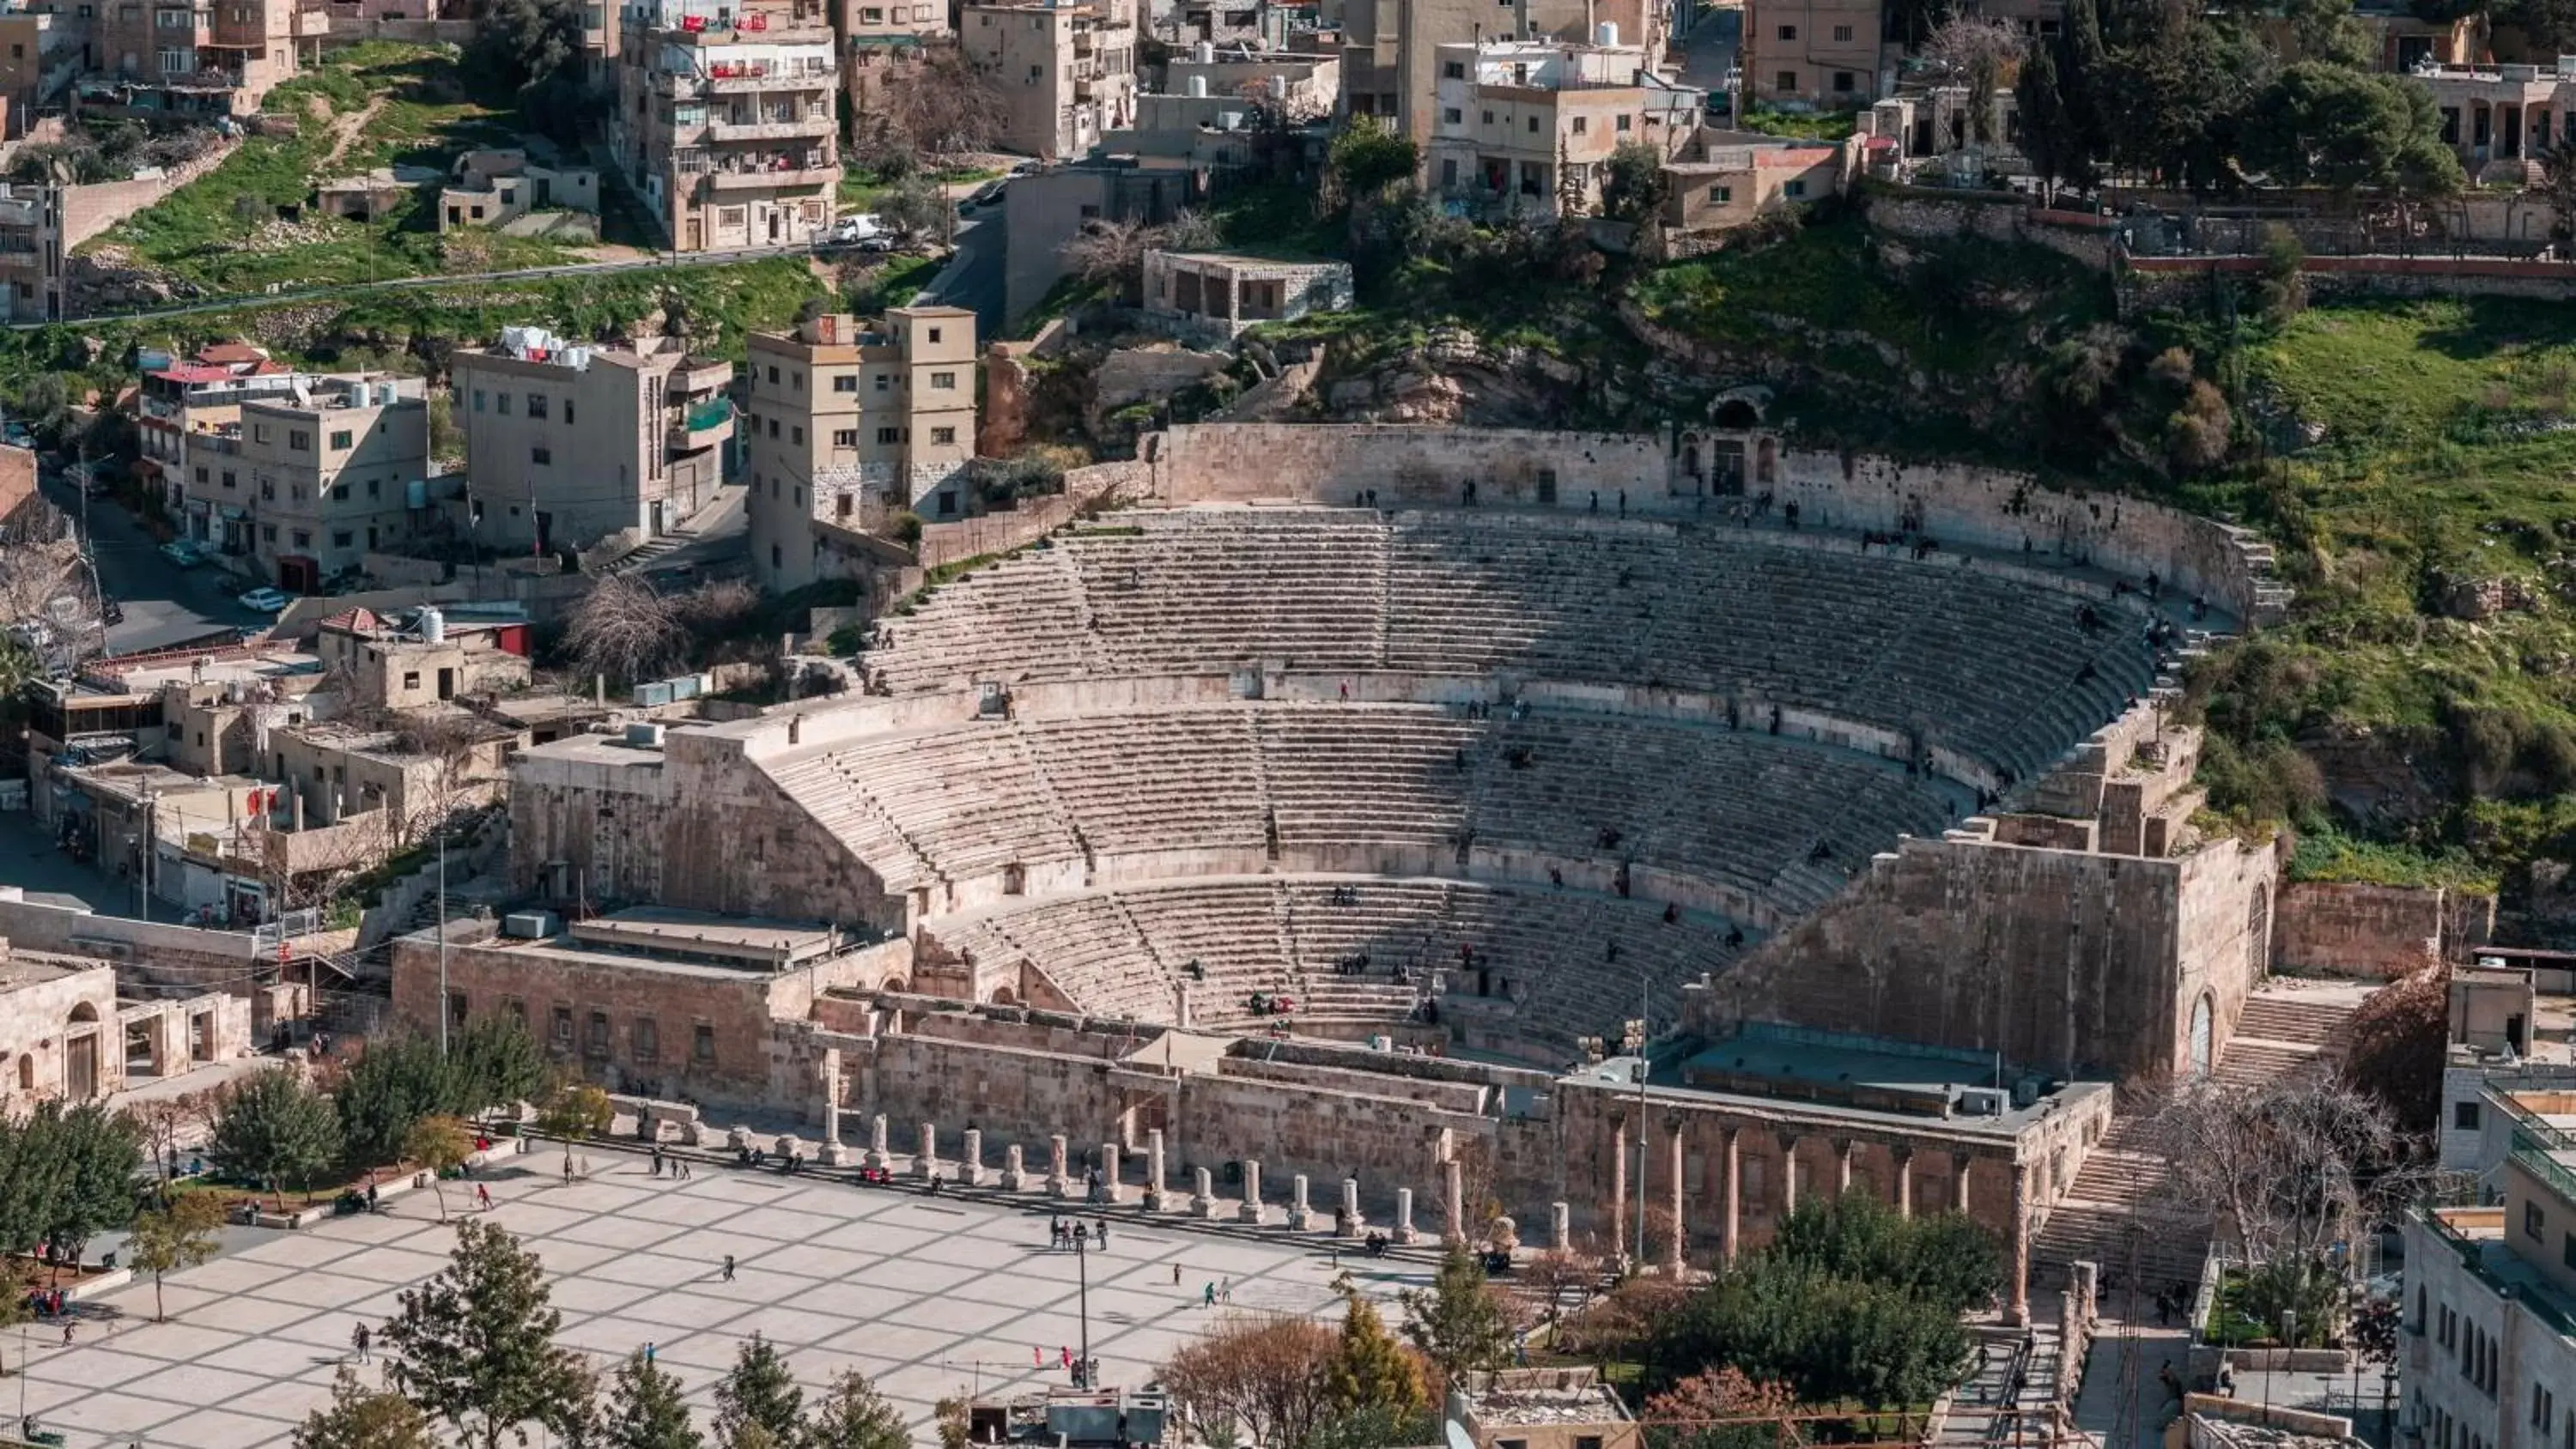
872,45,1006,170
2141,1070,2415,1268
1922,17,2025,148
562,574,686,688
1159,1313,1339,1449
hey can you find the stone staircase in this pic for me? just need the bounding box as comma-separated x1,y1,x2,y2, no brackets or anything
2034,980,2369,1290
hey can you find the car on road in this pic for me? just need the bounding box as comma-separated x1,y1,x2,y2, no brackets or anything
1008,160,1042,177
237,586,294,614
967,179,1009,209
159,539,205,567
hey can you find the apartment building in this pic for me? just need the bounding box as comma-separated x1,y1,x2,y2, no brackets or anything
1427,39,1702,217
137,344,301,550
742,306,976,591
449,325,734,557
611,0,839,252
2401,1081,2576,1449
960,0,1138,160
235,374,428,590
0,5,83,137
88,0,325,118
1333,0,1661,147
1740,0,1880,106
841,0,951,127
0,181,60,322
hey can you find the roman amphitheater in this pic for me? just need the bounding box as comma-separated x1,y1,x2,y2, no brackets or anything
405,421,2366,1327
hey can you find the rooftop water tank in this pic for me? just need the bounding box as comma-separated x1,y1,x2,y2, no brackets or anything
1596,20,1617,45
1194,39,1214,62
1188,74,1207,96
417,606,445,644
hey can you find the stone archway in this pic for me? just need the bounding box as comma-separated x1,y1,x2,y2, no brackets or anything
2188,991,2215,1078
2247,881,2272,981
65,1001,101,1100
991,986,1019,1007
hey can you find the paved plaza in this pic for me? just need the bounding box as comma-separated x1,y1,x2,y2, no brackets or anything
21,1150,1432,1448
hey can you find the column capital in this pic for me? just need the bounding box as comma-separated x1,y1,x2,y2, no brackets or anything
1891,1143,1915,1164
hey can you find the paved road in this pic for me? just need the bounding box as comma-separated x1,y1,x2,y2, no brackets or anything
36,470,262,655
917,202,1007,344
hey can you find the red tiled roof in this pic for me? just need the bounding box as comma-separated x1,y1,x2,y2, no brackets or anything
151,363,240,383
319,607,383,634
197,343,268,364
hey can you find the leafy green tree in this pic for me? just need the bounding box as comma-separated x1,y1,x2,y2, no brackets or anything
2240,63,2462,202
27,1101,144,1268
339,1034,462,1170
805,1367,908,1449
209,1067,343,1207
382,1218,595,1449
126,1193,227,1321
1397,1243,1516,1382
404,1115,477,1222
1328,118,1419,207
471,0,582,93
605,1350,705,1449
293,1365,447,1449
454,1015,546,1113
1326,1292,1428,1417
713,1332,805,1445
537,1075,617,1174
874,174,951,245
1598,142,1669,223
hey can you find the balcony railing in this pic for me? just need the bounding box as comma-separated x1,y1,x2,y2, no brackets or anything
701,155,837,189
667,397,733,452
708,112,834,142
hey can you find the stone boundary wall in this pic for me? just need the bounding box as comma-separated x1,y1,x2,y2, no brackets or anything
1146,424,1668,506
1860,189,2117,271
60,140,243,251
0,892,257,971
2272,879,2493,979
2120,253,2576,312
913,460,1143,572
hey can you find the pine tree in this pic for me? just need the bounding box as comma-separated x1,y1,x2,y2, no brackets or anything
292,1365,445,1449
382,1218,595,1449
805,1367,909,1449
713,1332,805,1445
605,1349,704,1449
1326,1293,1428,1416
1397,1243,1516,1383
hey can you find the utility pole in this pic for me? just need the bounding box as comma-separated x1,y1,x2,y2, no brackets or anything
1631,969,1649,1273
1075,1225,1091,1387
437,827,449,1057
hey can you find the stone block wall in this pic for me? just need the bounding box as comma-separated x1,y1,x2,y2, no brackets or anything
1148,424,1668,506
2271,880,2468,979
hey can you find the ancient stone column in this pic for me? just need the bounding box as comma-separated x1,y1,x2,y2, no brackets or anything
1777,1132,1801,1217
1668,1120,1686,1276
1443,1157,1465,1246
1288,1173,1312,1231
1100,1143,1125,1204
1239,1160,1268,1225
916,1123,939,1179
960,1128,985,1187
1609,1118,1630,1262
866,1114,891,1172
1720,1125,1742,1264
2007,1161,2033,1327
1046,1134,1071,1197
1001,1143,1027,1191
1835,1137,1855,1197
1953,1152,1973,1214
1145,1131,1168,1210
1191,1166,1218,1218
818,1052,852,1167
1893,1145,1914,1219
1339,1177,1364,1238
1550,1201,1571,1252
1393,1187,1419,1244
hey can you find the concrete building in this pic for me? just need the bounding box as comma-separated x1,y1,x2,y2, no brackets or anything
1427,39,1703,218
960,0,1138,160
313,604,534,711
438,144,600,233
742,305,976,590
2401,1096,2576,1449
0,6,83,138
611,0,839,252
0,943,251,1110
0,181,63,322
1658,132,1848,235
1139,249,1351,343
1455,1369,1641,1449
450,325,734,557
1332,0,1662,147
235,373,429,591
1741,0,1880,106
999,160,1193,323
85,0,326,119
840,0,951,131
1163,42,1338,118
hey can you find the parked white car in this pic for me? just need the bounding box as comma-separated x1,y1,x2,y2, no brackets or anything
237,587,294,614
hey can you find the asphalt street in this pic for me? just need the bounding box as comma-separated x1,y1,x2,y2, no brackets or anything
36,469,262,656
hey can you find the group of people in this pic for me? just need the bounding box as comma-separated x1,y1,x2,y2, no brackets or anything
1245,991,1297,1016
1048,1216,1109,1251
647,1145,694,1179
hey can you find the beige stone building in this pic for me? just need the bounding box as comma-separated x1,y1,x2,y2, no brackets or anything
840,0,951,134
450,325,734,556
236,373,429,591
87,0,326,119
1139,249,1352,343
0,8,82,138
438,145,600,233
742,306,976,591
1427,39,1702,217
0,944,250,1109
0,182,62,323
1741,0,1881,106
1659,132,1849,234
611,0,840,252
1334,0,1662,147
314,605,535,710
960,0,1138,160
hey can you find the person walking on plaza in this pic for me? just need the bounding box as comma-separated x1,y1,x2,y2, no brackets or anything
721,1253,736,1282
351,1324,370,1363
1202,1282,1215,1307
644,1342,656,1367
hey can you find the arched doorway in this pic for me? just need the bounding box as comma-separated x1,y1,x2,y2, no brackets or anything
2187,992,2215,1078
2246,882,2273,981
65,1002,101,1100
991,986,1019,1007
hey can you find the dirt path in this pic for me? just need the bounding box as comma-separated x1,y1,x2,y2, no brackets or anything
317,94,389,170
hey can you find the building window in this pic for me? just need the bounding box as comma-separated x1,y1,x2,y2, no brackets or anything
833,374,857,392
2567,1230,2576,1270
331,483,350,501
1710,184,1733,203
222,470,236,489
931,427,956,445
1615,113,1631,132
526,392,549,420
329,429,352,448
403,671,421,689
586,1011,610,1057
1443,106,1462,124
1832,70,1856,93
833,428,857,446
2528,1200,2548,1240
496,392,512,415
550,1005,573,1047
472,389,485,412
2457,1100,2482,1130
1443,60,1464,78
333,530,353,548
564,400,575,424
291,530,311,548
1776,70,1797,92
1527,116,1540,133
505,997,526,1028
1571,115,1588,134
693,1023,715,1062
931,371,957,389
532,446,551,464
635,1017,659,1062
1832,23,1852,40
928,327,943,343
791,426,804,445
874,374,890,391
877,426,900,444
369,479,381,498
1777,23,1795,39
289,429,311,451
1785,179,1808,198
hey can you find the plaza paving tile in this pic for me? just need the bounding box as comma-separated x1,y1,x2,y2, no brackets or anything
17,1153,1430,1447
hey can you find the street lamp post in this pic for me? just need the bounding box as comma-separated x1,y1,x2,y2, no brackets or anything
1076,1224,1091,1389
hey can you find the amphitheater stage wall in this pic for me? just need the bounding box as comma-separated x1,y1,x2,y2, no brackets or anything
1148,425,1669,506
2271,880,2487,979
510,735,900,930
1692,832,2281,1081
